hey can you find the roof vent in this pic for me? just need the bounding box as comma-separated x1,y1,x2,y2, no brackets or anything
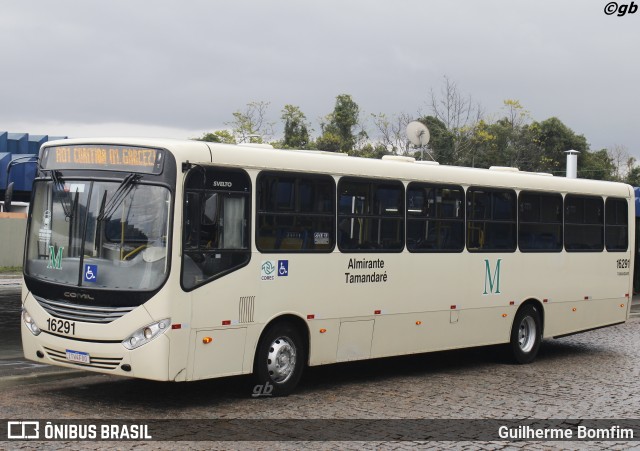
292,149,349,157
242,143,274,149
489,166,519,172
416,161,440,166
382,155,416,163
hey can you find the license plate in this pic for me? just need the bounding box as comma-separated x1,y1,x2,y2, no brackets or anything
65,349,90,364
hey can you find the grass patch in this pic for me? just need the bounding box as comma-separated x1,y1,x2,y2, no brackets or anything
0,266,22,274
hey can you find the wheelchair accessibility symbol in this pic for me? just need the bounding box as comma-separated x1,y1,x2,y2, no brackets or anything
84,264,98,283
278,260,288,277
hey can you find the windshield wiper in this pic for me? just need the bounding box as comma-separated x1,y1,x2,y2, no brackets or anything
97,173,141,222
49,170,74,219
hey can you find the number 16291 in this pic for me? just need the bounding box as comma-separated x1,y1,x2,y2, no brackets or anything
46,318,76,335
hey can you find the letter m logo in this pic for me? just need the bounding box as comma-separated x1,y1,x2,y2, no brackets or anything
483,258,502,295
47,246,64,270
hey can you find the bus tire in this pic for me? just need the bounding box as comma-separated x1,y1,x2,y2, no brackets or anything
509,304,542,364
253,322,305,397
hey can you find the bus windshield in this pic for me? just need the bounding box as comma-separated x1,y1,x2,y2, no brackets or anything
25,178,171,291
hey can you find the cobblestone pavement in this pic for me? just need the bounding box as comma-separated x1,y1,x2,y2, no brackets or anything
2,314,640,450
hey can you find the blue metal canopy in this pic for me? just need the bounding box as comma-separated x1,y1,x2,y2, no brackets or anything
0,131,67,200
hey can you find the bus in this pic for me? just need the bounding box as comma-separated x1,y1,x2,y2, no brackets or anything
21,138,634,395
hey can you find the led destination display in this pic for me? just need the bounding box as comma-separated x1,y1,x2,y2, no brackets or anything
42,145,164,174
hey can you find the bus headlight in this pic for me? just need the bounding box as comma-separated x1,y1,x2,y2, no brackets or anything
22,308,41,336
122,319,171,350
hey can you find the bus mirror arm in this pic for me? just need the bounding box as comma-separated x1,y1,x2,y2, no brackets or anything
3,156,38,213
3,182,13,213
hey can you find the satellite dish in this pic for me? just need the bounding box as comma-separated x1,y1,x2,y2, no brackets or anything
406,121,430,147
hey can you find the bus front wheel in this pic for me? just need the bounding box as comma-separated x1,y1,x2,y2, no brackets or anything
508,304,542,364
253,323,305,397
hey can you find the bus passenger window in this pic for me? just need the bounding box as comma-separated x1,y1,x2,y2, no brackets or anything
407,183,464,252
565,195,604,252
338,178,404,252
518,191,562,252
467,188,516,252
257,172,335,252
605,197,628,252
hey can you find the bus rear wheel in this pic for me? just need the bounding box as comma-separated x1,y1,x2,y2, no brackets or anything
253,323,305,397
508,304,542,364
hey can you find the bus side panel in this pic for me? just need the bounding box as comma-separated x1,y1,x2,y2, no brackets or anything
544,297,628,338
307,319,340,366
191,327,247,380
542,252,631,337
370,307,510,359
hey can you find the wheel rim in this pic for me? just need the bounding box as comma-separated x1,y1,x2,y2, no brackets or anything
518,316,536,353
266,336,297,384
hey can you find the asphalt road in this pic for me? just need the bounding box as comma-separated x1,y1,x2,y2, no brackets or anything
0,282,75,380
0,284,23,360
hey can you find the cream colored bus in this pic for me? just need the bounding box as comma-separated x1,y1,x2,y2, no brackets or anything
21,138,634,395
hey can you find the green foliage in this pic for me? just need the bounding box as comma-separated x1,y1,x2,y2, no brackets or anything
458,107,598,177
281,104,310,149
418,116,455,163
211,91,635,182
315,132,342,152
196,130,236,144
625,166,640,186
579,149,616,180
318,94,360,152
532,117,588,173
227,101,274,144
354,143,389,159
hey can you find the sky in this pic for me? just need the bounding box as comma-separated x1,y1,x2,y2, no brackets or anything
2,0,639,158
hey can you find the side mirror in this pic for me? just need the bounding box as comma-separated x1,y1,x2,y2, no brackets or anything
3,181,13,213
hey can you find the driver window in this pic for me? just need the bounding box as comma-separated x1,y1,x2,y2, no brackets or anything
182,167,251,290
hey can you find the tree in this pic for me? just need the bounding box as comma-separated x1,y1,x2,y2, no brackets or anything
196,130,236,144
358,142,389,159
429,75,483,164
371,112,413,156
532,117,588,174
417,116,455,164
625,164,640,186
457,100,540,170
579,149,616,180
281,104,310,149
226,101,275,144
607,144,632,181
318,94,361,152
314,132,342,152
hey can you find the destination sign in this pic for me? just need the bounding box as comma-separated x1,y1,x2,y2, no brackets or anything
41,145,164,174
